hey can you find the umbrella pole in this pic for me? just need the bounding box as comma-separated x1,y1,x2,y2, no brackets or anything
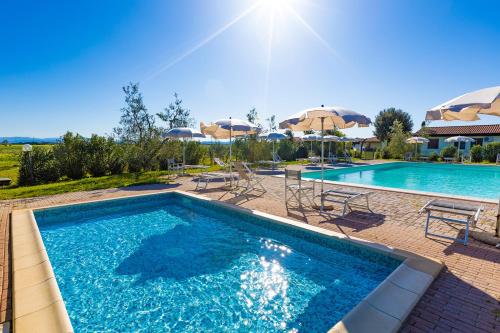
320,118,325,198
183,139,186,174
229,127,233,187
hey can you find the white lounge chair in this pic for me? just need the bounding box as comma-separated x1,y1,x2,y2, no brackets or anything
233,162,266,196
167,158,183,173
404,152,413,161
285,169,315,209
321,189,372,216
343,150,352,163
419,199,483,245
327,152,338,164
496,153,500,165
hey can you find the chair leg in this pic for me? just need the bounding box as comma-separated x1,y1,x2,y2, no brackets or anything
424,211,431,238
464,218,470,245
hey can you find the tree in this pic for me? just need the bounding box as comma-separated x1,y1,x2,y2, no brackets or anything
266,115,277,132
114,82,161,171
387,120,411,159
246,107,258,124
373,107,413,142
157,92,194,129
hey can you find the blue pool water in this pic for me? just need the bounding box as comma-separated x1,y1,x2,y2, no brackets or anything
305,162,500,199
35,193,401,333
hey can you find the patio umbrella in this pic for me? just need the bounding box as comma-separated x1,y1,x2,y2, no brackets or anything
302,133,321,155
164,127,205,168
265,132,287,157
323,135,340,157
200,118,259,186
406,136,429,156
426,86,500,121
280,106,371,195
427,87,500,238
444,136,475,161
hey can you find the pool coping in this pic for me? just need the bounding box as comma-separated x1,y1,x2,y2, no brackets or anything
10,190,444,333
275,162,498,204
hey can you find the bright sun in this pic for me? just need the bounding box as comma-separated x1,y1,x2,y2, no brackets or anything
259,0,288,13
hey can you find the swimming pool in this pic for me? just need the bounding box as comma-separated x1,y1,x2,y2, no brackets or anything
34,192,403,332
304,162,500,200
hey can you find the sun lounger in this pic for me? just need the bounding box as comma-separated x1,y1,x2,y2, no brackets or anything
404,152,413,161
320,189,372,216
0,178,11,186
167,158,183,172
496,153,500,165
443,157,454,163
308,156,320,164
258,152,284,170
233,162,266,195
327,153,338,164
195,171,237,190
419,199,483,245
419,156,429,161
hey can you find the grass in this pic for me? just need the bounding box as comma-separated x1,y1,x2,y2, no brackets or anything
0,171,176,200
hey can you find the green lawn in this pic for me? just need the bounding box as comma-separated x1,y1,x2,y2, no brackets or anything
0,171,175,200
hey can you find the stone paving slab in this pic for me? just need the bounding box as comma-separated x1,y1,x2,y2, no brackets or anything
0,172,499,332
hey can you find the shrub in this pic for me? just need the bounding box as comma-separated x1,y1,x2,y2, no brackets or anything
295,145,308,159
108,145,126,174
18,146,60,185
277,140,295,161
208,142,228,163
184,141,207,164
440,145,457,158
53,132,88,179
86,135,116,177
429,152,439,161
482,142,500,162
470,145,483,162
374,147,389,159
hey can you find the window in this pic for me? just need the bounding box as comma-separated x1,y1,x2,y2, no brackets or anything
474,138,483,146
453,142,465,149
427,139,439,149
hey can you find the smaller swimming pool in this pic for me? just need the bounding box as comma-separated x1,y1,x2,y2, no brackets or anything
304,162,499,200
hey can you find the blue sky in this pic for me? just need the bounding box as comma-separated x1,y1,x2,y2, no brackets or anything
1,0,499,138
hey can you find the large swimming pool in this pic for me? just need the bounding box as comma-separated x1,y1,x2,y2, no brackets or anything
35,193,401,332
304,162,500,200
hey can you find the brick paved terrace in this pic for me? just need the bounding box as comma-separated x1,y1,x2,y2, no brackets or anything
1,166,499,332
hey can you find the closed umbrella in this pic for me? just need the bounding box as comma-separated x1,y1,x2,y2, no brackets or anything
164,128,205,169
280,106,371,198
444,136,475,161
406,136,429,156
426,86,500,121
200,118,259,186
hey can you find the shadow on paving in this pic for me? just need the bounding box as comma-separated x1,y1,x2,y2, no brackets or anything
402,268,500,332
318,210,386,232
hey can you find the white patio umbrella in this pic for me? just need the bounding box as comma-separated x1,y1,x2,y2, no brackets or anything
426,87,500,237
280,106,371,195
406,136,429,156
164,127,205,168
426,86,500,121
302,133,321,154
444,136,475,161
200,118,259,186
265,132,287,157
323,135,340,157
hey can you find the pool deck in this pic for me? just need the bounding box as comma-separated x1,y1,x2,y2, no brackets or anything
0,163,499,332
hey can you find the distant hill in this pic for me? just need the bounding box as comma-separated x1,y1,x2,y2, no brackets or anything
0,137,59,144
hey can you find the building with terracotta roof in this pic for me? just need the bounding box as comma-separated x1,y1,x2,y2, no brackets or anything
417,124,500,155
